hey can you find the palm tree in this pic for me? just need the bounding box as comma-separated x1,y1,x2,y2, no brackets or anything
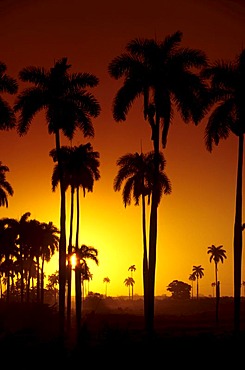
114,150,171,328
0,212,36,302
124,276,135,299
0,162,14,207
103,277,110,297
0,61,18,130
207,244,227,295
46,270,59,304
23,218,43,302
188,272,196,299
202,48,245,333
108,30,208,333
207,244,227,323
13,57,101,335
81,265,93,299
39,221,59,303
74,244,99,333
50,145,75,327
50,142,100,327
128,265,136,277
0,218,19,302
192,265,204,299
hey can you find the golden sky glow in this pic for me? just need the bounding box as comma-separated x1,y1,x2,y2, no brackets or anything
0,0,245,297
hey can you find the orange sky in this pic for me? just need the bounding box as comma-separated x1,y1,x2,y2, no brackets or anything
0,0,245,298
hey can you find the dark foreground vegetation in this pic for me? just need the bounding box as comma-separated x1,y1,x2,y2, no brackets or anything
1,297,245,367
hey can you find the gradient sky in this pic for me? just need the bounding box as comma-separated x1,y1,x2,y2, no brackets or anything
0,0,245,298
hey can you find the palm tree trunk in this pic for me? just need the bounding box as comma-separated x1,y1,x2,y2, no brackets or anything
36,257,40,302
40,258,45,303
75,186,82,336
6,256,10,303
142,194,149,330
215,262,219,324
27,260,32,303
19,244,24,303
234,133,243,334
55,131,67,339
147,111,160,335
67,186,75,331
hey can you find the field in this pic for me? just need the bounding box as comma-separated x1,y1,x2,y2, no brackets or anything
1,297,244,366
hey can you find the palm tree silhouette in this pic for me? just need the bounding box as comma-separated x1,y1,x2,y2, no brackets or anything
188,272,196,299
192,265,204,299
103,277,110,297
14,57,101,335
207,244,227,295
207,244,227,323
74,243,99,332
50,142,100,327
0,217,19,302
128,265,136,277
109,30,208,333
0,162,14,207
124,276,135,299
0,61,18,131
0,213,59,304
46,271,59,304
79,262,92,300
114,150,171,327
202,48,245,333
39,221,59,303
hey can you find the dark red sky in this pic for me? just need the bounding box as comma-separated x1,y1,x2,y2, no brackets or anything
0,0,244,297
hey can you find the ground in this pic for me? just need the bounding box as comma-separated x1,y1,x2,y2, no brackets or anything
0,297,244,366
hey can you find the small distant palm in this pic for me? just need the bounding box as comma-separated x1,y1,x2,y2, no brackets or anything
103,277,110,297
128,265,136,277
192,265,204,299
207,244,227,295
124,276,135,300
208,244,227,323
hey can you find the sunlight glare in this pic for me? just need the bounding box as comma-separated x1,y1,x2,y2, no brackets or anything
71,253,77,268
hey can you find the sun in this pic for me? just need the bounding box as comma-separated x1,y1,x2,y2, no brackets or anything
70,253,77,268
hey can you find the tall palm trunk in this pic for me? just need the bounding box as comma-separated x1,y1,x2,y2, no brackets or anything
215,262,219,324
233,133,243,334
27,259,33,303
55,131,67,338
6,255,10,303
147,111,160,334
19,244,24,303
41,257,45,303
75,186,82,335
36,256,40,302
67,185,75,331
142,193,149,330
